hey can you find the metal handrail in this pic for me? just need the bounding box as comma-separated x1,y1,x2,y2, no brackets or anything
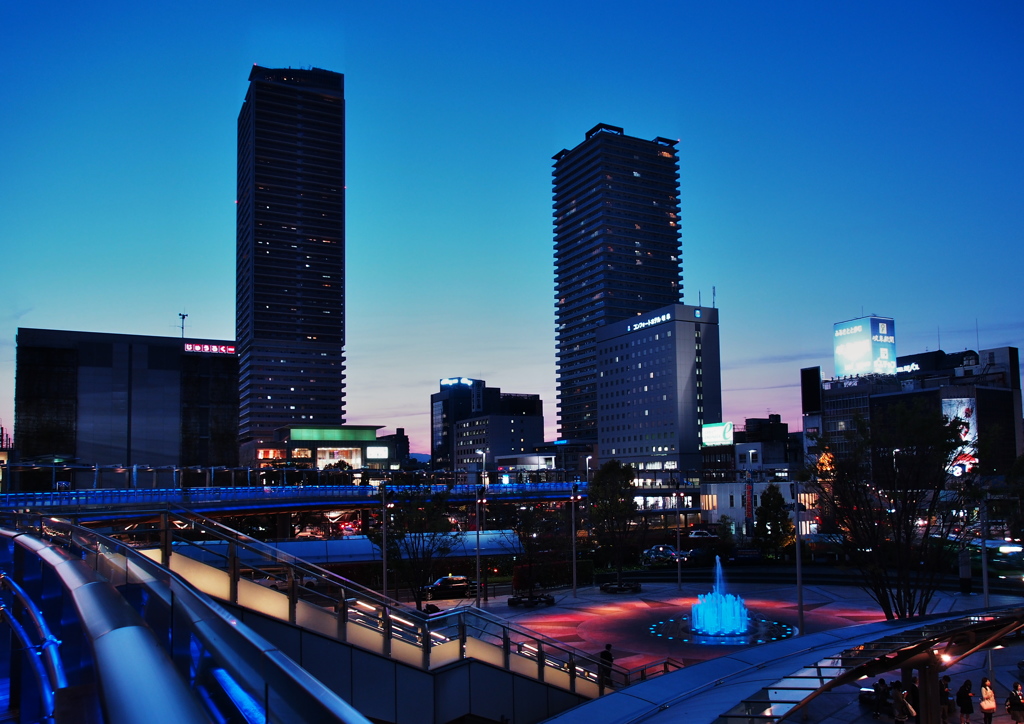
0,511,372,724
154,508,674,693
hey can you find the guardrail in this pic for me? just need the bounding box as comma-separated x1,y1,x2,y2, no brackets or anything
111,508,682,696
0,512,372,724
0,482,589,515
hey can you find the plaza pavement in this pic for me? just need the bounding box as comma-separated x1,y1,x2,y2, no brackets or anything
435,578,1024,722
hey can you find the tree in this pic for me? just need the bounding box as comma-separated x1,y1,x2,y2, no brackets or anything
369,482,462,610
588,460,645,583
752,483,795,560
811,398,971,619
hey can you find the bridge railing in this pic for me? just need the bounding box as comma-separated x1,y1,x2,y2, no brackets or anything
0,481,588,514
0,511,372,724
109,508,679,696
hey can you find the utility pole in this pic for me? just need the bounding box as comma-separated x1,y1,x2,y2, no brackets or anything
179,312,188,338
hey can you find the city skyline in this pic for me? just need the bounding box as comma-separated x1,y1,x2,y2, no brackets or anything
2,2,1022,455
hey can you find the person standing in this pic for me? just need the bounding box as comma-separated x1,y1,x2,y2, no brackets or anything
956,680,975,724
599,644,614,689
1007,682,1024,723
941,676,954,724
893,682,916,723
873,677,891,719
978,678,996,724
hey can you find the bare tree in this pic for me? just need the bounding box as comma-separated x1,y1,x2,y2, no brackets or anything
812,398,971,619
589,460,646,585
369,481,462,610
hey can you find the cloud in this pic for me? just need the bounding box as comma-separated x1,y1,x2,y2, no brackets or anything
724,382,800,393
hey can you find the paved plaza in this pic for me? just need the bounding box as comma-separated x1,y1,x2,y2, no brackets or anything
437,578,1024,722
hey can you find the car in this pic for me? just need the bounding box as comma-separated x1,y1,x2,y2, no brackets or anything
642,544,681,567
600,581,642,594
250,570,319,592
508,593,556,607
687,530,718,539
421,575,477,600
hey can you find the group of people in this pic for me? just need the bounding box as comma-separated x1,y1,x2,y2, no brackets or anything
874,676,1024,723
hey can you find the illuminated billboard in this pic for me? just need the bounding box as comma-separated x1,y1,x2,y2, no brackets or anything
833,316,896,377
942,398,978,477
702,422,734,447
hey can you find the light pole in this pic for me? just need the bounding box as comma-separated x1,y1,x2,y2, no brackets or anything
381,485,394,599
794,477,803,635
570,483,581,597
674,476,682,591
476,449,486,488
475,485,487,607
585,455,592,482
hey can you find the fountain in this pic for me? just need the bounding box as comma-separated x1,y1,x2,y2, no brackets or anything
690,555,749,635
648,555,794,645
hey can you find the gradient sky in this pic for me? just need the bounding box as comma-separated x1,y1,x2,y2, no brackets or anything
2,1,1022,455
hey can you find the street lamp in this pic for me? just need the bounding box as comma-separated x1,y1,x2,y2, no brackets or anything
475,485,487,607
585,455,592,482
570,483,582,597
674,476,682,591
476,449,486,488
381,485,394,599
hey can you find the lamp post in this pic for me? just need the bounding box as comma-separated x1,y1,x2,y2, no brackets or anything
585,455,592,482
381,485,394,599
794,477,803,635
674,476,682,591
570,483,581,597
475,485,487,607
476,449,486,488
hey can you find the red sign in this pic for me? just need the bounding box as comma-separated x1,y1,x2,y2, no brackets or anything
184,343,236,355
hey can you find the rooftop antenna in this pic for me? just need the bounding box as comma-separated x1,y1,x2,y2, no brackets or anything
699,290,702,307
976,318,980,351
937,326,941,351
179,312,188,338
712,286,716,309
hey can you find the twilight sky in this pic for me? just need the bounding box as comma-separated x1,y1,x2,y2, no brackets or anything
1,1,1022,455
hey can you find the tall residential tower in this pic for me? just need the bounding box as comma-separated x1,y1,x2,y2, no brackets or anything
236,66,346,460
553,124,683,442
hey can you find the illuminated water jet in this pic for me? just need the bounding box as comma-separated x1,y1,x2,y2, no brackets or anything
690,555,749,635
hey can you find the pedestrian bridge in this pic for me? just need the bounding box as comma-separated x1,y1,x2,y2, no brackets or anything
0,509,677,724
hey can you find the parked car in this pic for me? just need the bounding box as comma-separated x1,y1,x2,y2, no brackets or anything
600,581,642,594
250,570,319,592
687,530,718,539
508,592,555,607
642,544,681,567
421,575,477,600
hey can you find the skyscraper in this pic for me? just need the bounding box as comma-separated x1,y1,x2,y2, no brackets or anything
236,66,346,460
553,124,683,442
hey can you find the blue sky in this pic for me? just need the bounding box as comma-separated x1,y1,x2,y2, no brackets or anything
2,1,1022,454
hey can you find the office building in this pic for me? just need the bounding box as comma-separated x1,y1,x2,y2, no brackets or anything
802,346,1023,474
14,328,239,489
236,66,347,463
552,124,683,443
595,303,721,475
430,378,544,471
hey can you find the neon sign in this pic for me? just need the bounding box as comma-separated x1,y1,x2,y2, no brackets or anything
626,313,671,332
184,343,236,355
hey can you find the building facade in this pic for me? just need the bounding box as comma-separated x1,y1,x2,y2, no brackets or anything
594,303,721,478
802,346,1023,474
552,124,683,443
236,66,347,462
430,378,544,472
14,328,239,488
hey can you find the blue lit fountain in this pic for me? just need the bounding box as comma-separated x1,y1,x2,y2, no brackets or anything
691,556,749,635
648,555,794,645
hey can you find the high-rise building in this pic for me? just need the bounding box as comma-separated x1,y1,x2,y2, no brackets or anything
430,378,544,472
553,124,683,442
236,66,346,462
595,304,721,474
